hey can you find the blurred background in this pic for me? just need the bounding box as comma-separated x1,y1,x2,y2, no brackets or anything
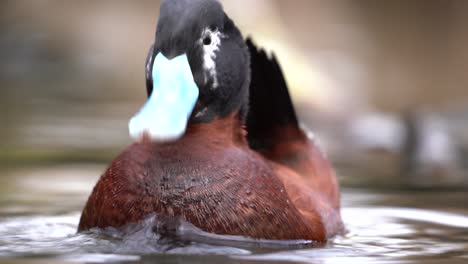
2,0,468,189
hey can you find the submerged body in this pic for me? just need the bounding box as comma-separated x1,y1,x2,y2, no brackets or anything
79,0,343,241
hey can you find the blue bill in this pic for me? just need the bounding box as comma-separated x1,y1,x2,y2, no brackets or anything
129,53,199,142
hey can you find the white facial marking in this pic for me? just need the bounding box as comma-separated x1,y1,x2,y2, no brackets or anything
195,107,208,118
200,28,225,89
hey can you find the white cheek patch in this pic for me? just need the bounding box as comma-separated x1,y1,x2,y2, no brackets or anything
200,28,225,89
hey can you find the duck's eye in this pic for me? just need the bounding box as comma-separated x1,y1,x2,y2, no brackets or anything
203,35,212,46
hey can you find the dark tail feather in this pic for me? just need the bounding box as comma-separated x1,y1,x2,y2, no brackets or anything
246,38,300,151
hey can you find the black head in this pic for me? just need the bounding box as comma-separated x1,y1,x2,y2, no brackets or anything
145,0,250,123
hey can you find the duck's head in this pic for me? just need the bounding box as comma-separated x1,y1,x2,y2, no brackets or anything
129,0,250,142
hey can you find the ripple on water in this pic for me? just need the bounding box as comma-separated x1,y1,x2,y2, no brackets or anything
0,189,467,264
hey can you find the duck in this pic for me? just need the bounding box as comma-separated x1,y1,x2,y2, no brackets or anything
78,0,343,242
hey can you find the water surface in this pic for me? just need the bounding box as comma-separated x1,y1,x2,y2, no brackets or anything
0,165,467,263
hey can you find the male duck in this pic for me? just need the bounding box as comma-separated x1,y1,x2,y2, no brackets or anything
79,0,343,241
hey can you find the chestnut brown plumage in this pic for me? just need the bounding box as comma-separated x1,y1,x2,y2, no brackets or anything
78,113,342,240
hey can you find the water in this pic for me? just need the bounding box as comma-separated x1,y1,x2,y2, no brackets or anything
0,165,467,264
